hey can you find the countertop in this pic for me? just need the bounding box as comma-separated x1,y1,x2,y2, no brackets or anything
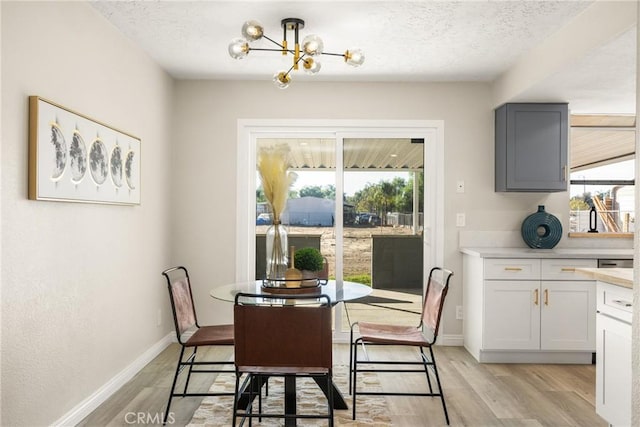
575,267,634,289
460,247,634,259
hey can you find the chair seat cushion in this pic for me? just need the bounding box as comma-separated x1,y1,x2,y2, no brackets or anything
357,321,429,346
185,324,234,346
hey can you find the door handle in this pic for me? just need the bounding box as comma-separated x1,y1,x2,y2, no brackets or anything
561,267,575,272
504,267,523,271
534,289,539,306
544,289,549,306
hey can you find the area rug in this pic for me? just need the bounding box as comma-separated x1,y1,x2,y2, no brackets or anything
187,365,392,426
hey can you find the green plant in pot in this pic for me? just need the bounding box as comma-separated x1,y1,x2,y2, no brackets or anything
294,247,324,287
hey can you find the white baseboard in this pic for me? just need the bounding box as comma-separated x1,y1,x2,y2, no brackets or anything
437,333,463,346
52,332,174,427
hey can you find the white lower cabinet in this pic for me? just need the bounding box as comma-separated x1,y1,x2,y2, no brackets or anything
484,280,540,350
596,281,632,426
541,281,595,350
484,279,595,351
463,255,597,363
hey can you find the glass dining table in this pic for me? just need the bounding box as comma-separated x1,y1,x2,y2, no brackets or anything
209,279,372,421
209,279,372,305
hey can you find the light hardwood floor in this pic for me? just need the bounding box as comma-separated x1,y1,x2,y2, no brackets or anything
79,344,606,426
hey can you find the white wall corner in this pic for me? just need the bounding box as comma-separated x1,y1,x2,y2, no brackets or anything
51,333,174,427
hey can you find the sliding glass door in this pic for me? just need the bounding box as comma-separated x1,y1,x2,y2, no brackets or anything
237,120,443,341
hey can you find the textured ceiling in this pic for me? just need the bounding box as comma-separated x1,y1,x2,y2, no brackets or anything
92,0,593,81
90,1,636,114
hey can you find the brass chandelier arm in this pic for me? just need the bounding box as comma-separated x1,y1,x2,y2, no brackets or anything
249,47,346,60
250,34,300,58
320,52,346,57
249,47,292,53
262,34,286,50
282,52,309,77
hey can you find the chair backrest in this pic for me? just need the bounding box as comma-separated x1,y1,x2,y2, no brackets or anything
420,267,453,344
162,266,198,343
233,293,332,370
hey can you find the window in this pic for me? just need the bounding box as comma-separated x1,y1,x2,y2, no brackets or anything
569,117,635,234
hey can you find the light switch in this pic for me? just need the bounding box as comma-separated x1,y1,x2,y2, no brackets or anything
456,213,466,227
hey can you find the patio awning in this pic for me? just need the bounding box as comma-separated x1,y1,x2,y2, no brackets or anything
570,115,636,171
257,138,424,171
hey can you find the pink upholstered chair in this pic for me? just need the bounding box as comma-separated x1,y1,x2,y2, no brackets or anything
349,266,453,425
162,266,234,425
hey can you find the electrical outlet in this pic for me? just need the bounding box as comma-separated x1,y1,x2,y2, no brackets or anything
456,213,466,227
456,305,463,320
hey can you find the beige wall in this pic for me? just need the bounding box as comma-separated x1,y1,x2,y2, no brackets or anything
1,2,173,425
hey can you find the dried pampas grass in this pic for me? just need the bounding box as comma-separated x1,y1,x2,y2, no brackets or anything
257,144,297,222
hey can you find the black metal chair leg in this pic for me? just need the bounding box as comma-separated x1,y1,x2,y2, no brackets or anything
420,347,434,393
349,328,354,394
232,374,240,426
352,342,358,420
328,372,334,427
429,346,450,425
163,346,186,425
183,347,198,394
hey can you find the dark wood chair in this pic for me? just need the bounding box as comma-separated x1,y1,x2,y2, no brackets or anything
161,266,235,425
233,292,334,426
349,266,454,425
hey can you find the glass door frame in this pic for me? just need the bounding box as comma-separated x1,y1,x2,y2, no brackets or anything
236,120,444,342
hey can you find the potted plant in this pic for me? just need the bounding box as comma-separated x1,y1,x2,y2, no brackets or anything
294,247,325,287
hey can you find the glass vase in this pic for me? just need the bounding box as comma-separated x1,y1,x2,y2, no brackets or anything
265,221,288,282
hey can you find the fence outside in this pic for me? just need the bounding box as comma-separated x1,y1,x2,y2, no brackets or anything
570,209,635,233
386,212,423,228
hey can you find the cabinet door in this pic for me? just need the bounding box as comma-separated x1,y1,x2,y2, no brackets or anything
596,313,632,426
495,103,568,192
484,280,540,350
540,281,596,350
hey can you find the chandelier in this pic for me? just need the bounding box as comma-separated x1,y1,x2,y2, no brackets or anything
228,18,365,89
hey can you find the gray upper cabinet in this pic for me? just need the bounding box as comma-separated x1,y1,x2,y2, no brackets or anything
495,103,568,192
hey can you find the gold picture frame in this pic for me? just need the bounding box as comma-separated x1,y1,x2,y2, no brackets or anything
28,96,141,205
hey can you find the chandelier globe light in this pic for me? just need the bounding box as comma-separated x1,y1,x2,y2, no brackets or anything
228,17,365,89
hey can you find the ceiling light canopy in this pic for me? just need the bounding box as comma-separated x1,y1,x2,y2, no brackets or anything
228,18,364,89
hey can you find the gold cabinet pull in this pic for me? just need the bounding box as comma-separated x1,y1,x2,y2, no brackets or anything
504,267,523,271
561,267,575,272
534,289,539,305
544,289,549,306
